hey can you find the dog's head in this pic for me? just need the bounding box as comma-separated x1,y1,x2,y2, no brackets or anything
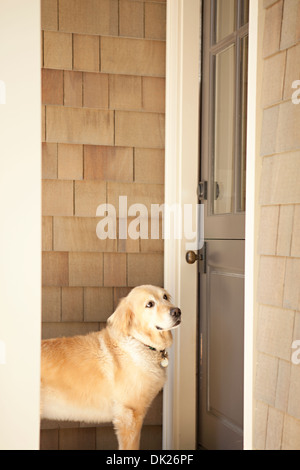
107,285,181,350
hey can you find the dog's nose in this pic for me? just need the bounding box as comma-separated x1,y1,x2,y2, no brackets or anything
170,308,181,319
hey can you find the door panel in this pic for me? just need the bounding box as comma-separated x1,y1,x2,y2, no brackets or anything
199,240,245,450
197,0,248,450
209,270,244,427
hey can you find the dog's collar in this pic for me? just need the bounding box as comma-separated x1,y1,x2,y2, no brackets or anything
146,345,169,368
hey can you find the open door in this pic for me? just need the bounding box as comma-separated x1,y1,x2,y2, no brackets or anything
193,0,248,450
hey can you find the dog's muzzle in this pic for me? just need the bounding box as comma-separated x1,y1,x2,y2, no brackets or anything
156,308,182,330
170,307,181,326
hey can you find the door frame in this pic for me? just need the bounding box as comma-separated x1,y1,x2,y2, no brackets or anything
164,0,260,450
0,0,41,450
163,0,200,450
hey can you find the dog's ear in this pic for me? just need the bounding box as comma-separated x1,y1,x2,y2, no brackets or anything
107,297,133,336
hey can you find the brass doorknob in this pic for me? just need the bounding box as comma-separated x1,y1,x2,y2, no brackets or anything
186,251,199,264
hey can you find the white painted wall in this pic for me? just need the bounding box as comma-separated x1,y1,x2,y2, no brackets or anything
0,0,41,450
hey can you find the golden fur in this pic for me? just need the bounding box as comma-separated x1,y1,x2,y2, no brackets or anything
40,285,181,450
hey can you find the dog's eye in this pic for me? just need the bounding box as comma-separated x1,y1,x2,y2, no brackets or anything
146,301,155,308
163,294,168,301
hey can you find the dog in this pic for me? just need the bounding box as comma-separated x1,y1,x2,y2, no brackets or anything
40,285,181,450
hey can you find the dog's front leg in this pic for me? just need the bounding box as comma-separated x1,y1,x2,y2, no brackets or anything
113,407,144,450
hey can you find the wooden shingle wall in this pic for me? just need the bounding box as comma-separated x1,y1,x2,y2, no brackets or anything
41,0,166,450
254,0,300,450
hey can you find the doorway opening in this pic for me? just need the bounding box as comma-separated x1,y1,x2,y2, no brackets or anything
197,0,249,450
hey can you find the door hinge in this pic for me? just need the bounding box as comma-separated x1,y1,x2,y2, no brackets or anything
197,181,208,201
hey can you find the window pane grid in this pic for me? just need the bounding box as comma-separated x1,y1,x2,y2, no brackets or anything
209,0,249,215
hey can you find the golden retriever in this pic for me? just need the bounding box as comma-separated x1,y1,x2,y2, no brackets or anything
40,285,181,450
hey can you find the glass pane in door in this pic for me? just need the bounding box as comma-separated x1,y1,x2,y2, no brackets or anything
213,44,235,215
240,0,249,27
214,0,236,43
238,35,248,212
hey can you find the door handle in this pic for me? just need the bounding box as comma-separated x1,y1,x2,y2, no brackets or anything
197,181,208,201
186,251,199,264
185,242,207,273
214,181,220,200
